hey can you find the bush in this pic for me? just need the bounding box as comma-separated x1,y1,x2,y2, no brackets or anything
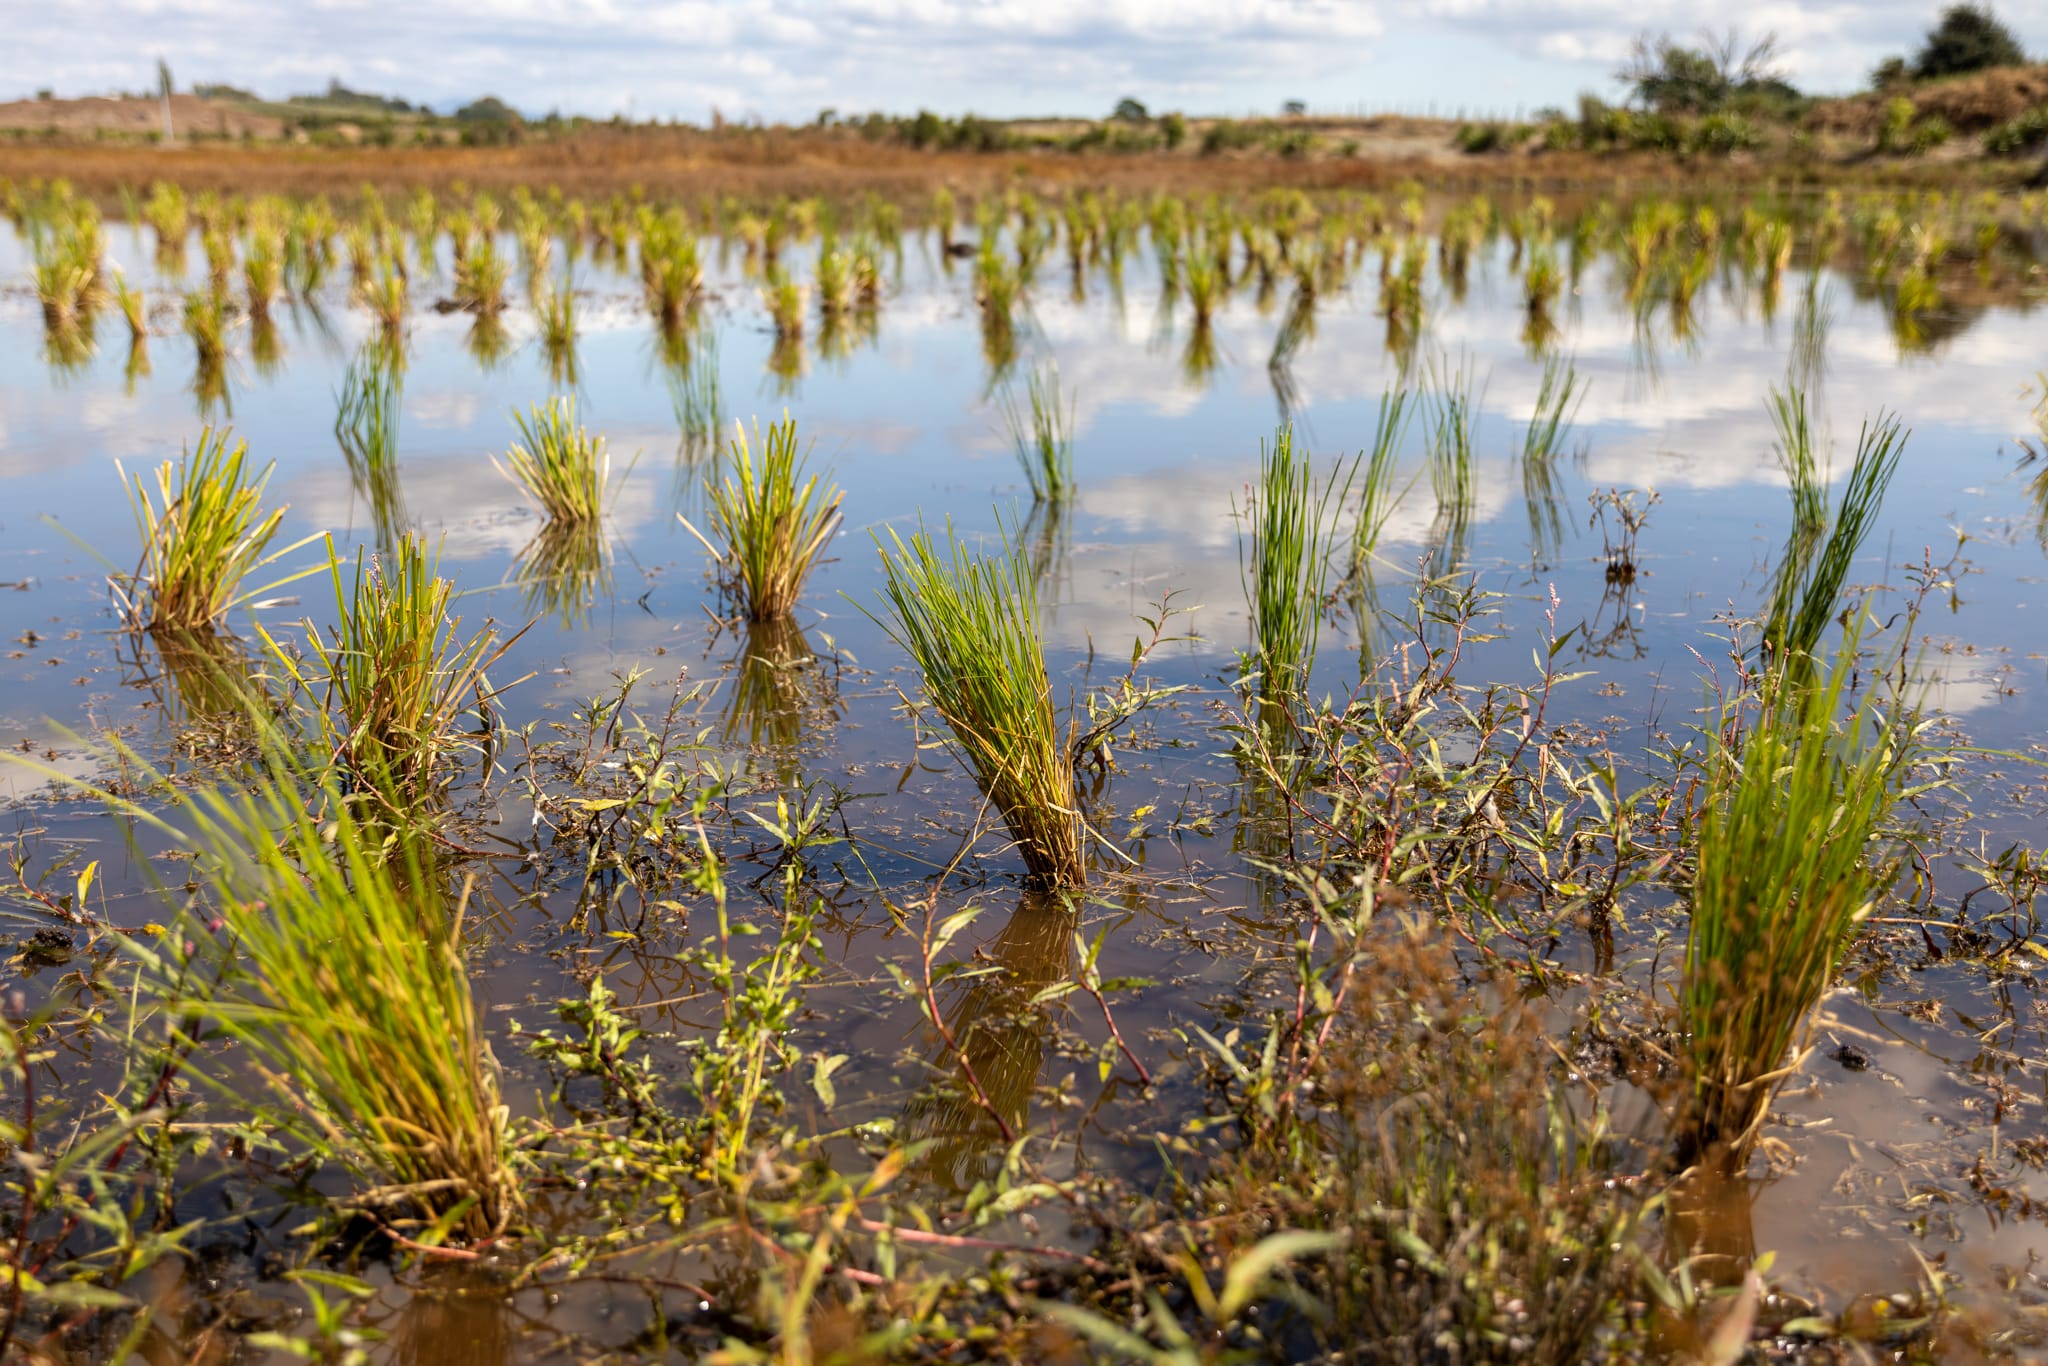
1878,96,1919,152
1913,3,2027,79
1267,127,1313,157
1689,111,1765,155
1910,115,1954,152
1455,121,1510,153
1200,118,1261,155
1984,105,2048,155
1160,111,1187,149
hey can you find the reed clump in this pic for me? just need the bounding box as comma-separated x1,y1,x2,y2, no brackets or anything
680,417,843,621
1681,642,1912,1167
1001,364,1074,504
142,771,521,1240
1763,402,1905,665
496,397,610,526
1241,425,1351,700
117,429,307,634
453,234,509,316
1350,386,1414,571
870,521,1084,887
265,535,518,807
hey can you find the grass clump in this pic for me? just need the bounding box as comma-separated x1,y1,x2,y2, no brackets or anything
869,521,1084,887
1350,385,1414,570
681,417,843,621
137,770,521,1240
1762,404,1905,664
453,234,509,316
1000,364,1075,504
1682,642,1912,1166
265,535,519,807
496,396,610,526
117,429,311,634
1241,425,1352,700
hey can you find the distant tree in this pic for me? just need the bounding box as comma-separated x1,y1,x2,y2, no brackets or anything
1282,99,1308,116
1112,96,1150,123
1870,55,1912,90
1621,29,1797,114
1912,4,2026,79
455,95,519,122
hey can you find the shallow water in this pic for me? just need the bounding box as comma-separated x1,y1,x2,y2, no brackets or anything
5,204,2048,1354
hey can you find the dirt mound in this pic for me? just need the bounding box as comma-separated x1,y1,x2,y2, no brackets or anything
0,94,282,140
1810,64,2048,135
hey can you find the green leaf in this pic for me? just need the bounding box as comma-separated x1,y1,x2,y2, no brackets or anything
1215,1230,1343,1320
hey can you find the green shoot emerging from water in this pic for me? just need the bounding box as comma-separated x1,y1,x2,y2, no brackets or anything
1241,426,1353,701
1682,638,1913,1166
1763,407,1905,665
137,770,521,1240
497,396,610,526
117,428,309,634
1001,363,1075,503
262,535,520,811
868,520,1084,887
681,416,843,621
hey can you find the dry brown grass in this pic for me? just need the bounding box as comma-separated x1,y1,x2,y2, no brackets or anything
0,124,1821,204
0,114,2024,205
1808,63,2048,135
0,93,281,138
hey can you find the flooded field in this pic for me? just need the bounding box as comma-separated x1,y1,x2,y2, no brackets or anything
4,181,2048,1360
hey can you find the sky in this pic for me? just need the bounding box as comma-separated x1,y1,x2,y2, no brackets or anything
5,0,2046,123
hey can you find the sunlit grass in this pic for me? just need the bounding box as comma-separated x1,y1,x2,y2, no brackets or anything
1241,425,1352,700
496,396,610,526
137,768,521,1240
117,428,314,634
1001,364,1074,504
1682,639,1913,1166
869,520,1084,887
681,417,843,621
263,535,518,806
1763,403,1906,665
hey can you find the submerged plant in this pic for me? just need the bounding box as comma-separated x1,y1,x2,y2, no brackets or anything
117,429,312,634
1682,640,1912,1166
680,417,843,621
869,521,1084,887
1240,425,1353,700
1000,364,1075,503
496,397,610,526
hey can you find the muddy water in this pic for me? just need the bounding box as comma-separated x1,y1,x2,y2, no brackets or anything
3,211,2048,1354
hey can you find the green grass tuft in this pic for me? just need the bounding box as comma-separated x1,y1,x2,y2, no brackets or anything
681,417,843,621
1682,640,1913,1165
263,534,519,810
1001,364,1075,504
868,521,1084,887
496,396,610,526
118,429,307,634
1240,425,1353,700
139,769,521,1240
1763,403,1905,664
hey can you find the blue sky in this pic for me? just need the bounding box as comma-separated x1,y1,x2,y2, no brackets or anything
7,1,2045,122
